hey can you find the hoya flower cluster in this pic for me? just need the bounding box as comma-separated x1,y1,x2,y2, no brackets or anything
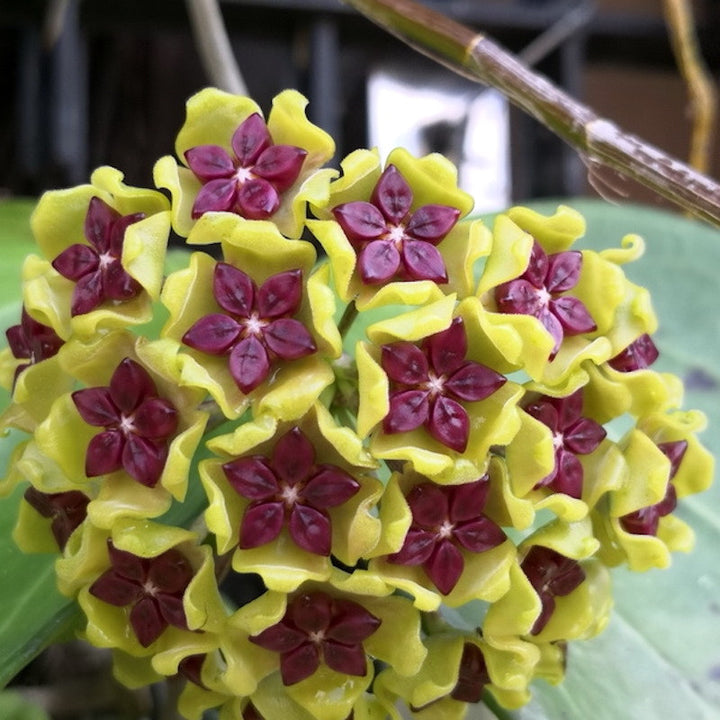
0,88,713,720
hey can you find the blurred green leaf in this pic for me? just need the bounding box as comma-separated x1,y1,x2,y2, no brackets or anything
0,690,50,720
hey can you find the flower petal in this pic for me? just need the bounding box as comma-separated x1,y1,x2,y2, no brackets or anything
214,262,255,317
545,250,582,293
130,596,167,647
564,417,606,455
223,456,279,499
357,240,401,284
401,239,448,283
108,541,146,582
156,592,188,629
71,270,105,315
281,642,320,685
272,427,315,486
425,317,467,376
522,241,549,288
183,314,243,355
323,640,368,677
84,197,118,253
445,361,506,402
253,144,307,193
291,592,332,634
289,504,332,555
388,528,436,566
428,395,469,453
251,621,308,654
73,387,120,426
424,539,464,595
240,500,285,548
406,482,448,527
383,389,429,434
371,164,412,224
228,335,271,394
133,397,179,440
448,478,490,522
237,178,280,220
184,144,235,180
381,342,429,385
264,318,316,360
608,333,659,372
332,201,386,243
90,569,142,606
109,358,157,415
147,549,194,594
538,307,564,355
86,430,124,476
52,244,99,281
191,177,238,218
122,434,168,487
327,599,381,644
495,279,543,317
553,448,584,498
453,517,505,553
231,113,272,166
257,269,303,318
302,467,360,509
550,296,597,335
405,204,460,243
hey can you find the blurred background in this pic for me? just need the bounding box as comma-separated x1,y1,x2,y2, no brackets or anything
0,0,718,214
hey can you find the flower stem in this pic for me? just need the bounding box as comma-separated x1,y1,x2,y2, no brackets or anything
343,0,720,228
337,300,359,340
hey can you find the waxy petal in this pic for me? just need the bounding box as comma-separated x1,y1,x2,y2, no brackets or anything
389,527,436,566
108,212,145,257
156,592,188,629
289,504,332,555
425,317,467,376
228,336,270,393
291,592,332,635
425,539,464,595
52,243,98,281
552,390,583,430
130,596,167,647
448,478,490,522
326,599,381,644
86,430,124,477
384,389,430,434
522,241,549,288
525,400,559,432
231,113,272,166
550,296,597,335
184,144,235,180
253,144,307,192
24,488,89,550
452,643,490,703
108,541,146,582
545,250,582,293
223,456,280,499
122,434,168,487
132,397,179,440
453,517,505,553
213,263,255,318
73,387,120,426
71,270,104,315
272,427,315,486
401,239,448,282
406,482,448,527
608,333,659,372
240,500,285,548
553,448,584,498
405,204,460,243
302,467,360,508
146,549,194,594
371,164,412,224
445,361,506,402
250,621,308,654
90,569,143,607
563,417,606,455
109,358,157,415
84,197,118,253
538,307,564,356
237,178,280,220
357,240,401,284
381,342,429,385
531,593,556,636
332,201,386,243
191,177,237,218
428,395,469,453
495,279,543,317
183,314,242,355
263,318,316,360
257,269,303,318
659,440,688,479
102,260,142,301
281,642,320,686
621,506,661,536
655,482,679,516
323,640,367,677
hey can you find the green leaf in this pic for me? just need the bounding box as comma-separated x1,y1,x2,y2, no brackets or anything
0,690,50,720
474,200,720,720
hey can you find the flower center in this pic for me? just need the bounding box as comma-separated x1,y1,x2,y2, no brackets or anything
552,432,564,451
384,224,406,246
308,630,325,644
279,483,301,508
436,520,455,540
234,166,256,184
142,580,158,596
243,313,268,337
98,252,115,269
537,287,552,308
119,414,136,436
423,371,446,398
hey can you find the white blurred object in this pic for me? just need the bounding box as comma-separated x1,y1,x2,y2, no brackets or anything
367,66,511,213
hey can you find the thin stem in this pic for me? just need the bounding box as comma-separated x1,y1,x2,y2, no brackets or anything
662,0,717,174
343,0,720,228
337,300,359,339
185,0,248,95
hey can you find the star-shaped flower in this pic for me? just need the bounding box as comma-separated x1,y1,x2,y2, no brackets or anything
89,540,193,647
223,426,360,556
185,113,307,221
388,477,505,595
249,591,381,685
5,307,64,384
520,545,586,635
51,196,144,316
620,439,686,535
332,164,460,285
72,357,179,486
495,240,596,356
182,262,316,395
23,486,89,550
381,317,506,453
525,390,606,499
